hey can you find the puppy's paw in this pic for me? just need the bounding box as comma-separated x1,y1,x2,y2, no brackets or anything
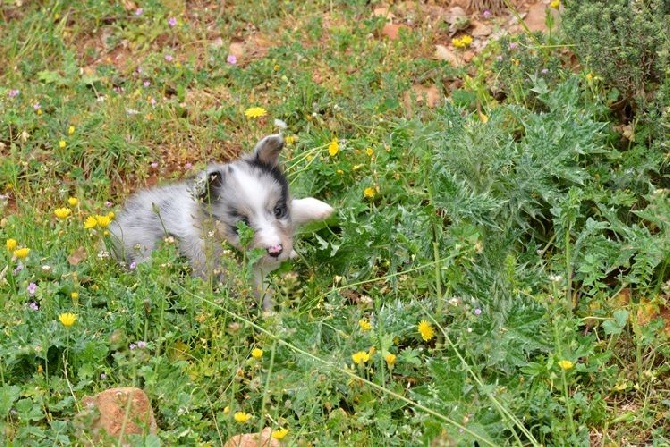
291,198,334,224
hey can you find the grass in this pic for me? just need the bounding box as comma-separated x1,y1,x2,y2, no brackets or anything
1,1,669,446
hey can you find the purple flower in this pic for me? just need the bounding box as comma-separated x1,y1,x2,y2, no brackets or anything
143,80,151,87
227,54,237,65
27,282,37,295
134,8,143,16
129,343,137,350
136,341,147,349
150,161,159,169
100,373,107,380
164,54,173,62
28,302,39,311
474,308,482,315
482,9,492,19
185,162,193,169
105,201,113,207
7,89,19,98
168,17,177,27
509,42,518,50
33,102,41,110
129,261,137,270
136,66,143,74
541,68,549,74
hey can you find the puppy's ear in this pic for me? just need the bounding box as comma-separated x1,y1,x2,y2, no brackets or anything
193,165,226,201
251,134,284,167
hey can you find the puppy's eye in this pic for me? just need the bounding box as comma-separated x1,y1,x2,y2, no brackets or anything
273,204,287,219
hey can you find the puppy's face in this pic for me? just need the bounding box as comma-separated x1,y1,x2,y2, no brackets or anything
196,135,294,267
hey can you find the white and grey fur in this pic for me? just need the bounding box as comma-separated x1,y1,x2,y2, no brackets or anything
109,134,333,309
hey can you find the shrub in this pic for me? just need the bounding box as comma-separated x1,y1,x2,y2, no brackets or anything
562,0,670,99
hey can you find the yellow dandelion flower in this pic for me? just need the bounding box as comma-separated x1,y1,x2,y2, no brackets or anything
68,125,75,135
244,107,267,119
223,406,230,414
233,412,252,423
107,211,115,220
14,247,30,259
365,147,374,157
251,348,263,359
358,319,372,331
363,187,375,199
272,428,289,440
351,351,370,364
453,35,473,49
54,208,72,219
558,360,574,371
337,169,344,175
384,353,397,365
67,197,78,206
418,320,434,341
328,138,339,157
71,292,79,300
6,238,17,252
59,140,67,149
58,312,77,327
95,214,111,228
550,0,560,8
284,135,297,145
84,216,98,229
36,109,42,116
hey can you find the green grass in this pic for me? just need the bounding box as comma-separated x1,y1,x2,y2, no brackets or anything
1,1,669,446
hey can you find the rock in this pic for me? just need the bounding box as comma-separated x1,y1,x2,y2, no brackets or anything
471,20,492,37
433,44,464,67
381,23,411,40
524,3,549,33
228,41,245,58
405,84,442,109
223,428,280,447
77,387,157,446
372,6,395,19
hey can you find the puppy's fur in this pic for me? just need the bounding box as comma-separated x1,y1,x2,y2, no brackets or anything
109,134,333,308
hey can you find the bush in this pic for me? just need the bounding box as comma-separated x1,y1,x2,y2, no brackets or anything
562,0,670,99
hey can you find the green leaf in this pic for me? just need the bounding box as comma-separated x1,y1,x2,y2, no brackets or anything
0,385,21,417
37,69,68,85
602,310,629,336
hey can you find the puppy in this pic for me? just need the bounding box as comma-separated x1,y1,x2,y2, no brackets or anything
109,134,333,309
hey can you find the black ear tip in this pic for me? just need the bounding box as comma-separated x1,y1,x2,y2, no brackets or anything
261,134,284,151
209,171,220,184
207,168,226,188
252,134,284,167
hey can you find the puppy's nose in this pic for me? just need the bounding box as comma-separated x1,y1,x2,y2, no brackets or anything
267,244,283,258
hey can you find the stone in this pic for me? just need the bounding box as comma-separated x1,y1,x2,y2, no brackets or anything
77,387,157,446
381,23,411,40
223,428,280,447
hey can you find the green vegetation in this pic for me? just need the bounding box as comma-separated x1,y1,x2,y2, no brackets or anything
1,1,668,445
